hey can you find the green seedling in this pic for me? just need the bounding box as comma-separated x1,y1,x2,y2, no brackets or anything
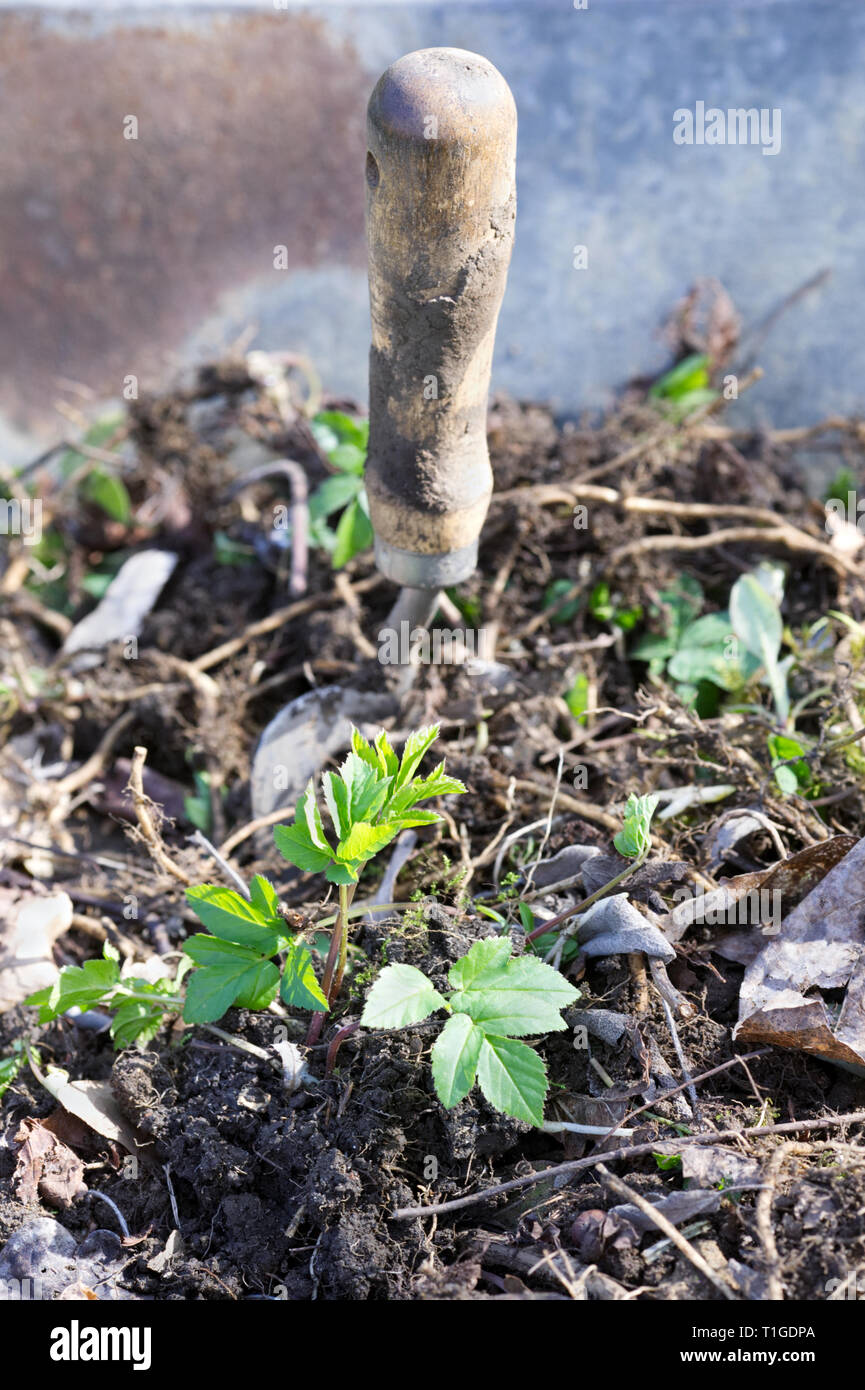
589,581,642,632
26,945,191,1047
614,791,660,861
308,410,373,567
522,791,660,954
648,352,718,421
728,563,792,727
360,936,579,1125
275,724,465,1037
0,1040,36,1098
26,726,465,1048
542,578,582,625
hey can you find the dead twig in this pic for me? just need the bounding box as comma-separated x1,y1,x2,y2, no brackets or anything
755,1141,811,1301
596,1163,737,1300
126,747,191,886
391,1098,865,1222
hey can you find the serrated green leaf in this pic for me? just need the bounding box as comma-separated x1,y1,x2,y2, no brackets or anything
361,964,445,1029
280,939,328,1012
337,819,400,863
185,885,284,953
431,1013,484,1108
0,1051,26,1098
394,724,440,789
322,770,350,840
374,729,399,777
338,751,378,820
448,950,578,1036
181,933,264,967
232,960,280,1011
299,780,330,852
392,809,442,828
350,727,378,767
183,959,263,1024
476,1034,548,1125
332,496,373,568
249,875,280,921
26,957,120,1021
274,823,333,874
448,937,513,991
110,999,165,1050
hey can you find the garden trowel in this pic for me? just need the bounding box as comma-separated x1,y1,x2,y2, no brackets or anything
251,47,517,819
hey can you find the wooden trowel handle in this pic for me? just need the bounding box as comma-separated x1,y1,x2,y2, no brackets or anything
365,47,517,589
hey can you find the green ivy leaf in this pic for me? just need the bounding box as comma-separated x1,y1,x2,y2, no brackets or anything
361,964,445,1029
431,1013,484,1108
476,1034,548,1126
280,939,328,1012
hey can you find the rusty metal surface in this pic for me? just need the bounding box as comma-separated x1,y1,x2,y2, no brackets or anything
0,10,368,446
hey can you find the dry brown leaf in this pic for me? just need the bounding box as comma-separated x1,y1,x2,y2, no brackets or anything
13,1117,88,1208
28,1055,140,1156
664,835,857,943
734,834,865,1071
0,889,72,1012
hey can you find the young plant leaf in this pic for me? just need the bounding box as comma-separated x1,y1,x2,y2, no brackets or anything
431,1013,484,1108
322,770,350,841
447,936,513,991
26,956,120,1022
614,792,659,859
394,724,441,790
183,959,264,1024
476,1034,548,1125
249,875,280,921
337,820,400,863
360,964,445,1029
185,885,285,954
280,939,328,1012
448,952,579,1036
730,572,789,724
232,960,281,1011
274,823,334,874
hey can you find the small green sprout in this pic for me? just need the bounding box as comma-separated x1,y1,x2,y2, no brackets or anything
614,792,660,861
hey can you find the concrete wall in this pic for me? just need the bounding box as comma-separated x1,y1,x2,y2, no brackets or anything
1,0,862,463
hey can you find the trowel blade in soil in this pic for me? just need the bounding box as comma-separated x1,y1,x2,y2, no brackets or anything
250,685,397,819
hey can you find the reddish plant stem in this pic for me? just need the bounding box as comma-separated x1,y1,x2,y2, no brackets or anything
325,1021,360,1078
305,882,355,1048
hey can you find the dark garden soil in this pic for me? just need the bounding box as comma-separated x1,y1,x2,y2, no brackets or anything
3,305,865,1300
